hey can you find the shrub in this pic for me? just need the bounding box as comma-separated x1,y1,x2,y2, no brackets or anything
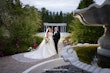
74,45,98,64
0,36,43,56
35,36,43,45
68,19,104,44
0,0,42,56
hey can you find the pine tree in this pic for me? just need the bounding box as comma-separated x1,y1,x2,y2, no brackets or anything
78,0,94,9
40,8,73,23
59,11,63,23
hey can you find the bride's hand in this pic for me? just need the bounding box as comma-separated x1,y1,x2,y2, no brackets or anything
45,37,48,39
46,37,50,40
45,37,49,43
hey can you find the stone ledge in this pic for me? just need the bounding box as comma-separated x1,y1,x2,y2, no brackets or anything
61,45,110,73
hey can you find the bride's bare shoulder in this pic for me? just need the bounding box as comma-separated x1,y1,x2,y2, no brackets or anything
48,32,53,35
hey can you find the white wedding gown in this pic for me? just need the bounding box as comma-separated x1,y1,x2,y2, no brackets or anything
24,32,56,59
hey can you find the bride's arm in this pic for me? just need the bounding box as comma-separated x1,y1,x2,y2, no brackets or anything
45,32,48,38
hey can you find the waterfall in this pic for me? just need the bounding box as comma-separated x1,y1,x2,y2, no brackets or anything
91,55,98,66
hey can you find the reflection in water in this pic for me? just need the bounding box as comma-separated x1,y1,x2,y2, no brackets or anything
91,55,98,66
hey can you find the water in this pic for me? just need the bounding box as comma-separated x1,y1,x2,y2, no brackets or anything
43,64,89,73
91,55,98,66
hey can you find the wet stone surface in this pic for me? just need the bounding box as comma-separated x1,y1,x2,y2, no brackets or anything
43,64,90,73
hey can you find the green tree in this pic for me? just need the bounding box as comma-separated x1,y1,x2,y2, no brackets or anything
0,0,42,55
41,8,47,22
65,12,74,31
68,0,104,44
78,0,94,9
40,8,74,30
70,19,103,43
4,0,41,42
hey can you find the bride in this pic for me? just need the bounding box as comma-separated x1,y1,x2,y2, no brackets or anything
24,27,57,59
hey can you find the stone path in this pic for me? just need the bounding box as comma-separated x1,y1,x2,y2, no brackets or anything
23,58,69,73
12,39,64,63
37,32,70,38
0,54,59,73
0,39,89,73
0,40,64,73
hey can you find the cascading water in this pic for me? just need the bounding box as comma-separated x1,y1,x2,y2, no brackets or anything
91,55,98,66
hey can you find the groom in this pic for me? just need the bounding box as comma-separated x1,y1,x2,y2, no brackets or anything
53,26,60,54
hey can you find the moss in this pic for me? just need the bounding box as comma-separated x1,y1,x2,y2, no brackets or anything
74,45,98,64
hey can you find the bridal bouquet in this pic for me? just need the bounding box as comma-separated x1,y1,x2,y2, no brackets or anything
45,38,49,43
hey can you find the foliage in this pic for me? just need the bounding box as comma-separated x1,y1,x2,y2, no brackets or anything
78,0,95,9
41,8,74,31
0,0,42,56
69,19,104,44
5,0,41,42
0,36,43,56
41,8,65,23
74,45,98,64
68,0,104,44
0,42,28,55
34,36,43,45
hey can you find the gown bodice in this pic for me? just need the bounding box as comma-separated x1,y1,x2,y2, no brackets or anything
48,32,53,39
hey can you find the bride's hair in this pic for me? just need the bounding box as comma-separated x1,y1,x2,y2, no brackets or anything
45,27,51,38
47,27,52,32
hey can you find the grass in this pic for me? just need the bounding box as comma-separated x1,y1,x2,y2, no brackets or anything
74,45,98,64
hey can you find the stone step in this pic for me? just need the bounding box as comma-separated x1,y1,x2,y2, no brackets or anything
87,65,97,72
99,69,110,73
70,60,102,73
61,53,71,58
67,57,78,62
71,60,80,66
92,67,102,73
75,62,84,67
62,57,69,62
71,60,100,73
83,65,91,71
61,56,77,62
61,45,110,73
78,63,88,69
62,54,78,60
